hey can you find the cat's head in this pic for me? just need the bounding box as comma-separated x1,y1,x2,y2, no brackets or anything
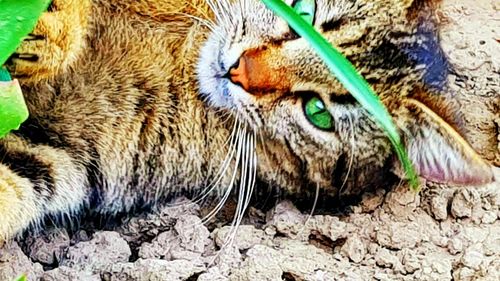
198,0,494,195
6,0,91,81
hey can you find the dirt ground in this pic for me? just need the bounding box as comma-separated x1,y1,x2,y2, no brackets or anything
1,0,499,280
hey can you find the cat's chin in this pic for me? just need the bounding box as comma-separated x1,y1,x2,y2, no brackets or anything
198,77,233,109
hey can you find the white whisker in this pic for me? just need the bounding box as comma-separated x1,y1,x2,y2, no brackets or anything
209,122,258,265
163,116,239,212
338,114,355,196
206,0,224,27
296,181,320,239
193,118,240,205
199,118,245,224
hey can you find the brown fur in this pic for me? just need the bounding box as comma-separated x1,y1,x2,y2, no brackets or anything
0,0,496,242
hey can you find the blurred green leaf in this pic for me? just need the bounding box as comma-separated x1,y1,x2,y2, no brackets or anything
0,79,29,138
14,274,27,281
0,0,49,139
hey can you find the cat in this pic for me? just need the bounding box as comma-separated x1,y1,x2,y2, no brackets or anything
0,0,496,243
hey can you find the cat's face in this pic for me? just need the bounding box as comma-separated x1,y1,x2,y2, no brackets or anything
198,0,494,195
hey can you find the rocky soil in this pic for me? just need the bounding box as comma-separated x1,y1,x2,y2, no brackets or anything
1,180,499,281
0,0,498,280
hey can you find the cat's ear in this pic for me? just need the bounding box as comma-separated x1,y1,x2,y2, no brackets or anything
394,98,494,186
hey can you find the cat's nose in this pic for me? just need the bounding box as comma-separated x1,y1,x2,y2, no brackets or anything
226,47,291,94
228,57,250,91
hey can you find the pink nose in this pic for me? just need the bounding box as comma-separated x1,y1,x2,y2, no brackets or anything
226,47,292,94
229,57,249,91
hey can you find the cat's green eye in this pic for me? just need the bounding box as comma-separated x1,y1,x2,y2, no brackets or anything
304,96,334,130
292,0,316,26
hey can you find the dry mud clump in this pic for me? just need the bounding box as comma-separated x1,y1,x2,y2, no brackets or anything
1,182,499,281
0,0,499,280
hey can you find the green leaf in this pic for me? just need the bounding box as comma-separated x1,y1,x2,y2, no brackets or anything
0,0,48,139
0,67,12,81
261,0,419,190
14,275,27,281
0,0,52,66
0,79,29,138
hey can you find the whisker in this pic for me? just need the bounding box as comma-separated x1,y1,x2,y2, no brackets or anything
191,118,241,205
205,0,220,21
230,129,257,243
215,0,234,27
169,123,264,262
205,0,232,36
162,116,239,212
160,9,226,42
338,114,355,196
210,122,258,264
238,0,245,21
243,130,257,209
186,1,217,25
199,118,244,224
295,181,320,239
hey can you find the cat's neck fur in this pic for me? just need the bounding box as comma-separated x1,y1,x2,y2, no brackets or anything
19,3,235,212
